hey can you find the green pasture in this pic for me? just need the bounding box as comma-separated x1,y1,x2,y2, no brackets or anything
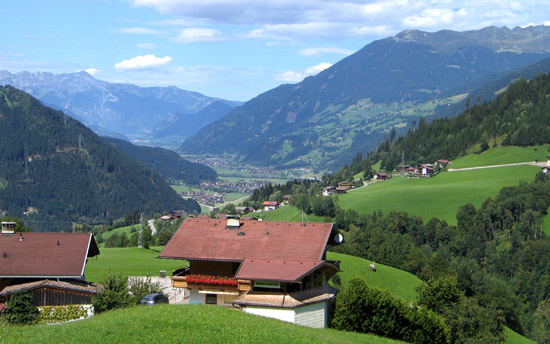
0,305,404,344
254,205,329,223
224,192,248,202
328,252,420,302
97,225,138,248
450,145,550,168
170,185,201,193
85,246,187,283
339,164,541,225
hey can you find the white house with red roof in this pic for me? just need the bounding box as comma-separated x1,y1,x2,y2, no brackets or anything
159,217,342,328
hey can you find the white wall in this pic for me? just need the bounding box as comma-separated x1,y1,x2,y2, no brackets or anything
243,306,295,323
295,301,328,328
243,302,330,328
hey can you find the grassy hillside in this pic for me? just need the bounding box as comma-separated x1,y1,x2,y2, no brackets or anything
328,252,420,302
97,225,138,248
450,145,550,168
339,164,541,225
0,305,404,344
85,246,186,283
255,205,329,222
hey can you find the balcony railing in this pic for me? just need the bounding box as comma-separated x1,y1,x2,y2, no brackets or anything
171,274,251,292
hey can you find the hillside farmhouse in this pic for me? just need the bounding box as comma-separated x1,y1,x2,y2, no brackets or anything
160,218,342,328
262,201,279,211
0,223,100,306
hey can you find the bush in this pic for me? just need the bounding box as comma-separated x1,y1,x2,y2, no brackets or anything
92,273,131,313
332,277,448,344
3,291,39,325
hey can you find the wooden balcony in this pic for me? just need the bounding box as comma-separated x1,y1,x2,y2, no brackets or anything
171,275,252,292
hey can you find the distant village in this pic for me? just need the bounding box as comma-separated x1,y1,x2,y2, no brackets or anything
323,159,452,196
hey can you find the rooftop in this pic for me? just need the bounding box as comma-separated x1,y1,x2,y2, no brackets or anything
160,218,335,262
235,258,339,282
0,233,99,279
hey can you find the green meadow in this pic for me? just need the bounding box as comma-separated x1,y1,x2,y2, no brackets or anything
255,205,329,222
85,246,187,283
339,164,541,225
97,225,138,248
328,252,420,302
451,145,550,168
0,305,405,344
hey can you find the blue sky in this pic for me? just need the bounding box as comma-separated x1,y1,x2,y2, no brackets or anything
1,1,549,101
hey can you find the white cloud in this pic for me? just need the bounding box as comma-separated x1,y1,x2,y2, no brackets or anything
113,27,165,35
129,0,550,43
299,47,354,57
275,70,305,83
175,28,224,43
80,68,101,76
115,55,173,70
403,8,466,28
275,62,332,83
305,62,332,75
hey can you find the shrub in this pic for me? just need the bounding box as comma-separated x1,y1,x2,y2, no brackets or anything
92,273,131,313
332,277,448,344
3,291,39,325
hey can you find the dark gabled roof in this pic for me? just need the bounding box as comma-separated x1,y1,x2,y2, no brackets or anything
235,258,339,282
0,233,99,279
159,218,334,262
0,279,100,298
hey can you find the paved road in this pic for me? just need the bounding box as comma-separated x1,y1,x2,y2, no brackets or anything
448,161,547,172
147,219,157,236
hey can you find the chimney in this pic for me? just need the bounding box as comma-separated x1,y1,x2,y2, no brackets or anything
226,215,241,229
1,222,16,235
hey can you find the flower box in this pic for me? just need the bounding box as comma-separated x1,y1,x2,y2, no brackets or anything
185,274,238,287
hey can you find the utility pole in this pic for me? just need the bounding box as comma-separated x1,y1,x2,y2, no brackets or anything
138,213,143,248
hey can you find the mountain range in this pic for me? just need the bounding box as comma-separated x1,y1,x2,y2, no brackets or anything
0,86,200,232
179,25,550,172
0,70,242,146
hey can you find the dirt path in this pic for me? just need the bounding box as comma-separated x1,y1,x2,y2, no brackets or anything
448,161,546,172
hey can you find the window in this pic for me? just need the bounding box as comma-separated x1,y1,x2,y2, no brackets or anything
205,294,217,305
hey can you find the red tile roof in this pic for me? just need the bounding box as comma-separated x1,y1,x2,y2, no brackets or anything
235,258,339,282
262,201,278,206
0,233,99,279
160,218,334,262
235,258,324,282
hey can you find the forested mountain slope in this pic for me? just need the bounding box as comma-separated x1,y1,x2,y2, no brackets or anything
0,86,200,231
365,73,550,172
103,137,217,185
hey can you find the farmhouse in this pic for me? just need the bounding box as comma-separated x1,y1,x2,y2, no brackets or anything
0,226,100,306
160,218,342,328
435,159,452,168
337,181,353,190
262,201,279,211
322,186,336,196
374,172,388,180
